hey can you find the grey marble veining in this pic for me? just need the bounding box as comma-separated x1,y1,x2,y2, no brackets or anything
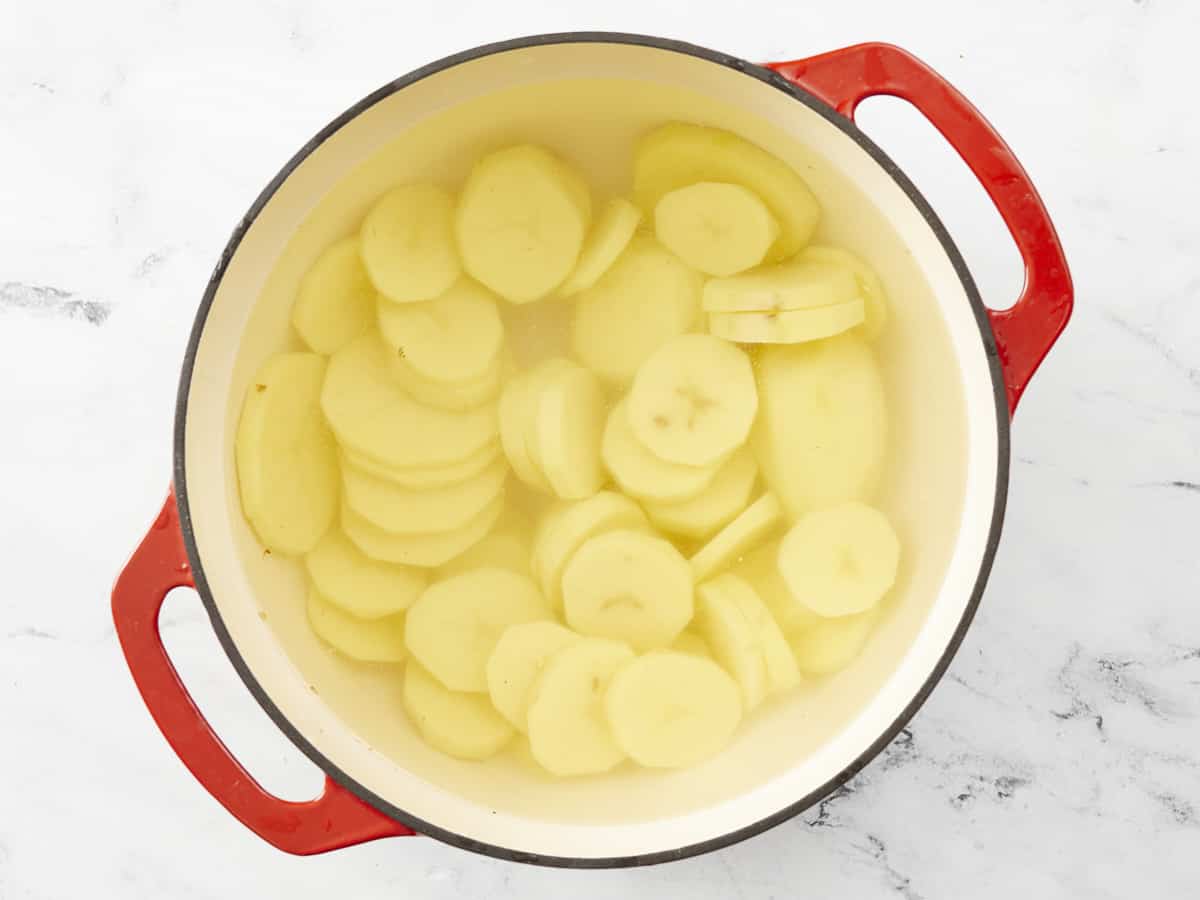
1,0,1197,897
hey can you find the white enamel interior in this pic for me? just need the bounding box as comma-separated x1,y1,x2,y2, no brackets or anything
180,40,1002,860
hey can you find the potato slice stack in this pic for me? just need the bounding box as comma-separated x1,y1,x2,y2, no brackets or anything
234,126,906,777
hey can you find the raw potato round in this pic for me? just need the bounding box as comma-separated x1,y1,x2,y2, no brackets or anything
695,575,766,711
605,651,742,768
340,495,503,567
628,333,757,467
360,183,460,303
719,573,800,694
498,358,573,491
403,662,514,761
643,448,758,541
690,492,784,582
671,630,713,659
526,638,634,776
390,351,503,411
534,362,607,500
732,540,821,632
777,502,900,617
751,335,887,520
801,245,889,341
405,567,550,692
654,181,778,277
486,621,579,731
307,588,407,663
789,610,879,677
291,237,374,354
708,299,865,345
341,441,500,490
558,196,642,296
321,334,498,469
571,235,701,385
439,522,532,577
696,573,798,703
601,397,719,502
531,492,649,607
456,144,591,303
561,529,694,651
377,278,504,383
341,456,507,534
633,121,820,261
702,257,859,313
235,353,338,556
305,528,427,619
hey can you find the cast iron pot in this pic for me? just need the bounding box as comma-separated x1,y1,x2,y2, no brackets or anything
112,33,1072,867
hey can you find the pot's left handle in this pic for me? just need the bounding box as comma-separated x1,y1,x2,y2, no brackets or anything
112,490,414,854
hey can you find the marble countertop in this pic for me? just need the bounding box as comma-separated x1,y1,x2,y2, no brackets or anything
2,0,1197,897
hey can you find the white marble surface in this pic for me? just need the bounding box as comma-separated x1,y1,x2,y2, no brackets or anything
1,0,1197,896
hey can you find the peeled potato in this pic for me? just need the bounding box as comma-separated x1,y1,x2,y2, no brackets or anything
534,361,607,500
321,334,498,469
605,651,742,768
498,358,574,492
732,540,821,632
702,257,858,314
708,299,865,345
571,235,701,385
377,278,504,384
341,456,506,534
789,610,878,677
390,351,503,411
341,441,501,491
235,353,338,556
456,144,591,303
695,575,766,711
340,495,503,567
800,245,889,341
654,181,777,277
671,630,713,659
633,122,819,261
561,529,693,651
690,492,785,582
602,397,719,503
777,502,900,617
438,522,532,578
530,492,648,607
558,196,642,296
526,638,634,776
307,588,407,663
627,333,758,467
405,567,550,692
751,335,886,520
486,621,579,731
403,661,514,761
643,448,758,541
291,237,374,354
305,528,427,619
360,183,460,303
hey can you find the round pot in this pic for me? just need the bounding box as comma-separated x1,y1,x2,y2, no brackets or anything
112,33,1072,867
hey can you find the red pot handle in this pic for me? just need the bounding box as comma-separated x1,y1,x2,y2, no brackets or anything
767,43,1073,413
111,490,413,854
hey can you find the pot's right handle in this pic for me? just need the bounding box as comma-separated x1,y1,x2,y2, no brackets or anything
767,43,1073,414
112,490,414,854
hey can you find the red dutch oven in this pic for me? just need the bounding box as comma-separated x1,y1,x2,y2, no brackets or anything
113,34,1071,867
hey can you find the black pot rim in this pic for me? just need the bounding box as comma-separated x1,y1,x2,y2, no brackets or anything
172,30,1011,869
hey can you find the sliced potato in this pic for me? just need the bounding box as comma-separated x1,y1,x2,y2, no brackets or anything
456,144,591,303
702,257,858,313
403,661,514,760
732,540,821,632
708,299,864,345
291,237,374,354
778,502,900,617
654,181,777,277
305,528,427,619
340,495,503,567
633,122,820,261
558,196,642,296
671,630,713,659
751,335,887,519
788,610,879,676
498,358,574,492
235,353,338,556
341,441,501,491
690,492,784,582
341,456,507,534
561,529,693,651
526,638,634,776
360,183,460,303
601,397,719,503
571,235,701,385
486,621,580,731
695,575,766,711
438,528,531,578
406,567,550,692
390,351,503,411
321,334,498,469
605,651,742,768
307,588,407,663
643,448,758,541
534,361,607,500
800,245,889,341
